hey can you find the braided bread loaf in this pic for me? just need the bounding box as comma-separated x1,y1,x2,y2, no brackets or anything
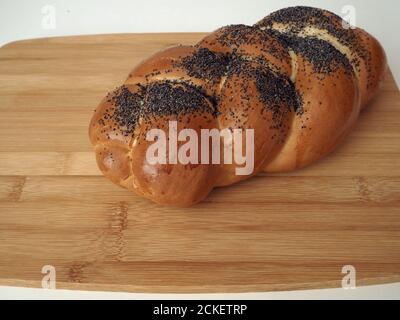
89,6,387,206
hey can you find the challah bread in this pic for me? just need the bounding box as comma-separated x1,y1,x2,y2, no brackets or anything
89,6,387,206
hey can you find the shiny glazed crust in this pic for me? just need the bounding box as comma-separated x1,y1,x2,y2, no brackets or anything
89,6,387,206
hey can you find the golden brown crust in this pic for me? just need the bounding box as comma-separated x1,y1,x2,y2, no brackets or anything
264,52,360,172
215,58,294,185
255,6,387,108
125,46,216,96
354,30,387,107
129,113,219,206
197,25,292,77
89,6,387,206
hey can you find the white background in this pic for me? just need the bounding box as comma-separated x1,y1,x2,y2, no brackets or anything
0,0,399,299
0,0,399,86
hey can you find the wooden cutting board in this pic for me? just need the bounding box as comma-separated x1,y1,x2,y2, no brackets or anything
0,34,399,293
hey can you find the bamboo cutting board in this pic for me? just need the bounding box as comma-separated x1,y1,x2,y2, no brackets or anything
0,34,399,293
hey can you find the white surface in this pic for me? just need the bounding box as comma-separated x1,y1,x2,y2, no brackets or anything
0,0,399,87
0,283,400,300
0,0,399,299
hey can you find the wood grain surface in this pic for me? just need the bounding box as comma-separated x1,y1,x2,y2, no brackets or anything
0,34,399,293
